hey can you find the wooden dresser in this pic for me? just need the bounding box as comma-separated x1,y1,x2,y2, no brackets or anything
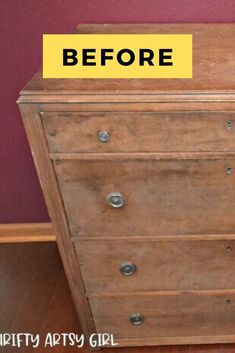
18,24,235,347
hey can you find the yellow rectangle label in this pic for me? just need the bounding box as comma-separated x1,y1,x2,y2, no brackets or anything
43,34,192,78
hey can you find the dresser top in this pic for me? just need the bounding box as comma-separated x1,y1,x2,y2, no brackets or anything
20,24,235,101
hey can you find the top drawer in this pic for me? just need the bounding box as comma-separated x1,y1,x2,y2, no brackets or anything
41,111,235,153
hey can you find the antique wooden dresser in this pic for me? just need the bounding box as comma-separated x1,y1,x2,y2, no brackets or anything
18,24,235,347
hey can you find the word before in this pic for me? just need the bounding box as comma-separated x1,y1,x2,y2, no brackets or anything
63,48,173,66
43,34,192,78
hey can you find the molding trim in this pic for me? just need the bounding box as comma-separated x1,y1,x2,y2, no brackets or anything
0,223,55,243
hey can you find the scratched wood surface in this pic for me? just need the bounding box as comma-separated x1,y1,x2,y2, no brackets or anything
42,111,235,153
21,24,235,95
0,242,234,353
54,158,235,238
17,24,235,349
75,238,235,293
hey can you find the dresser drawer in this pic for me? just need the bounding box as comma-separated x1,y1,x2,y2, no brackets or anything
76,239,235,293
42,111,235,153
54,158,235,237
89,293,235,341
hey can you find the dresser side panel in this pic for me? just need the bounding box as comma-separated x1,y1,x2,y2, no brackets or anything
18,103,96,337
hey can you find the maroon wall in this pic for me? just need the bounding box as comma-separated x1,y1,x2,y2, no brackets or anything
1,0,235,223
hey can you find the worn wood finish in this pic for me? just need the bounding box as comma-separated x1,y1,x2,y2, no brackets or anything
54,158,235,237
18,104,96,338
18,24,235,348
3,242,235,351
75,239,235,293
18,93,235,104
89,293,235,343
42,111,235,153
51,151,235,160
21,24,235,97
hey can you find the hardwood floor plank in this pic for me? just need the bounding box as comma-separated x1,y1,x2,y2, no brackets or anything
0,243,47,331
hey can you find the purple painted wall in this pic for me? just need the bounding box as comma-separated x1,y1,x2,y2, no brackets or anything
1,0,235,223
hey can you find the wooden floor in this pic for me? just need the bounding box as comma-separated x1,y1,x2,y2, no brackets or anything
0,243,235,353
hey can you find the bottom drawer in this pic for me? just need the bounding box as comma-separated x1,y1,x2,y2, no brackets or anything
89,293,235,342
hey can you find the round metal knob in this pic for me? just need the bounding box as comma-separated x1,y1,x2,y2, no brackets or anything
227,121,233,130
129,313,144,325
227,167,233,176
120,262,137,276
98,131,110,143
107,192,125,208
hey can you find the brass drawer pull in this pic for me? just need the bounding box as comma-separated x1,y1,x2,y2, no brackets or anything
129,313,144,325
107,192,125,208
98,130,110,143
120,262,137,276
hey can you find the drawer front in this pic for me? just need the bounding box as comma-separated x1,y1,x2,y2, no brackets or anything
54,158,235,237
42,111,235,153
89,293,235,340
76,239,235,293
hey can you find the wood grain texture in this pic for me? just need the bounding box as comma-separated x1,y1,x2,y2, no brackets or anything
51,151,235,160
17,93,235,103
20,24,235,96
0,243,82,353
54,158,235,237
18,104,96,338
2,242,231,352
89,293,235,342
0,223,55,243
42,111,235,153
17,24,235,348
36,101,235,112
75,239,235,293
